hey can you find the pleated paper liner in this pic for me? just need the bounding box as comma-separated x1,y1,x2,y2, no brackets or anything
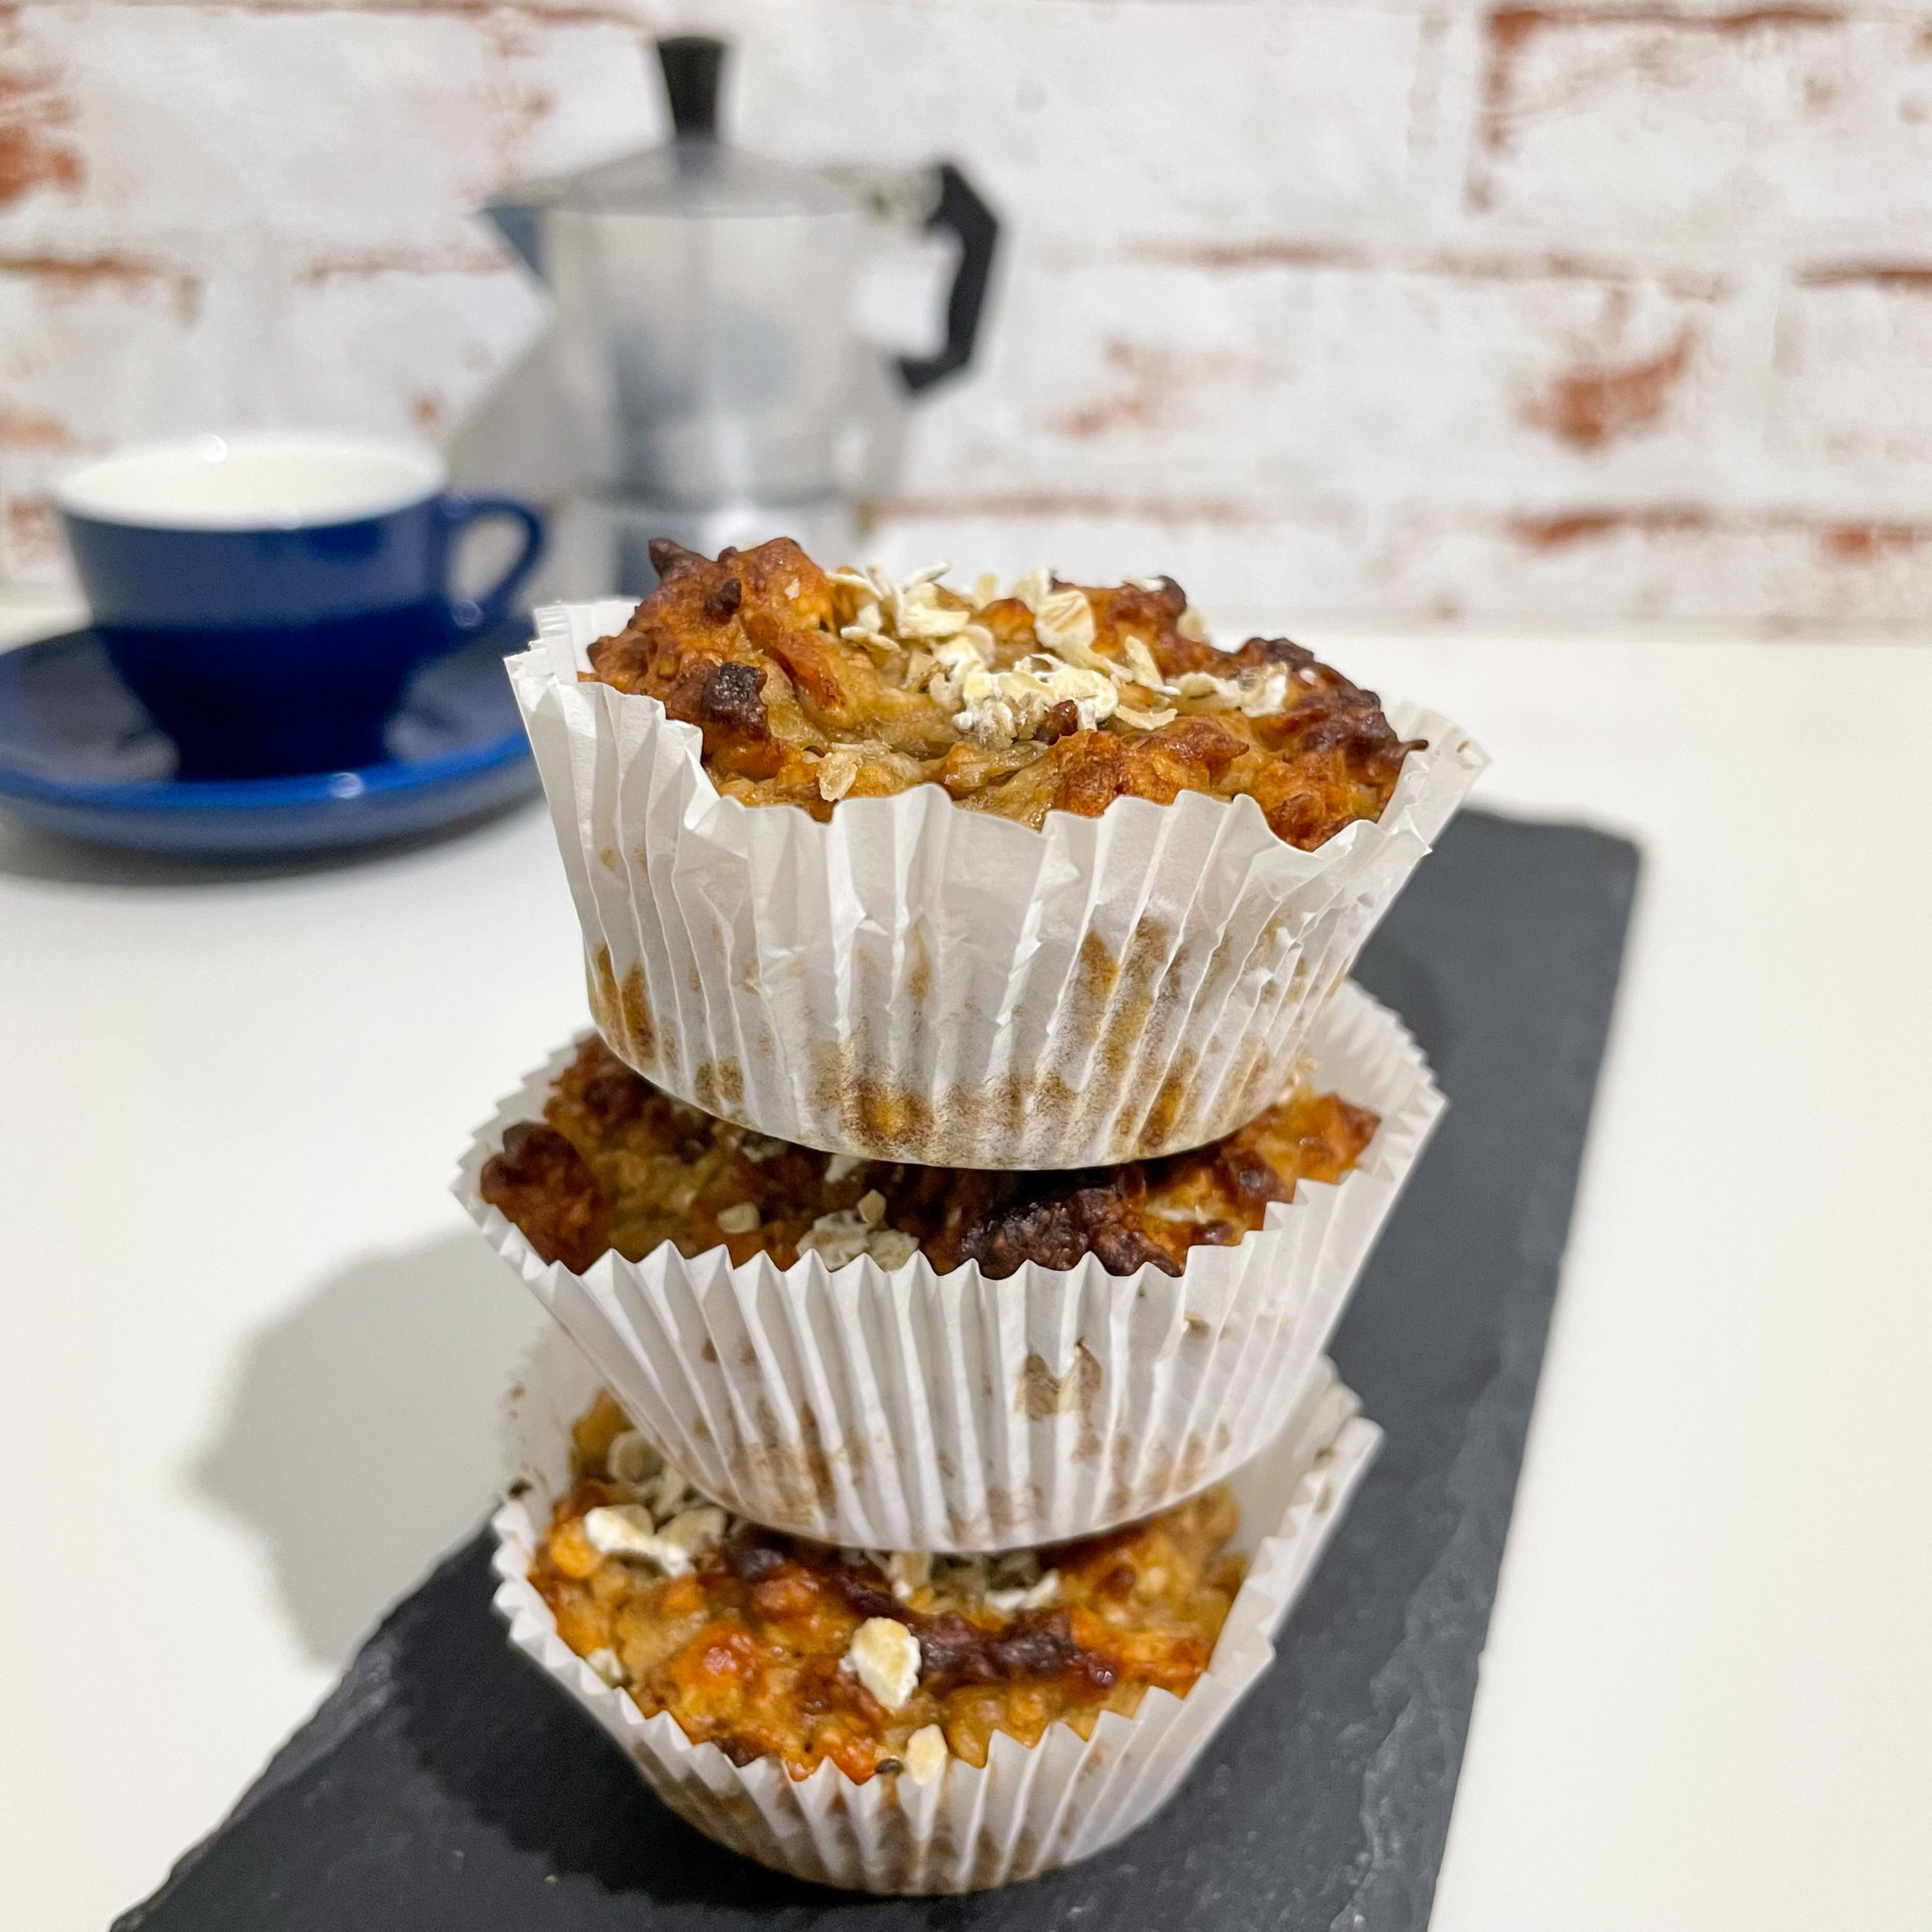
506,598,1482,1168
459,979,1436,1552
492,1329,1380,1894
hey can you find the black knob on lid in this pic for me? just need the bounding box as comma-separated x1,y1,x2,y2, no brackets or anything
657,35,727,139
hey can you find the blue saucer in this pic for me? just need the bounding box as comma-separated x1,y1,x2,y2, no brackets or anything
0,620,540,855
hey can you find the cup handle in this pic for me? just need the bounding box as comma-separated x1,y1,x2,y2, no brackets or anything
436,494,546,634
896,162,999,396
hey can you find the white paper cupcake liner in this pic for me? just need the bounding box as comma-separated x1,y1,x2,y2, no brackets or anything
457,979,1436,1551
507,598,1483,1168
491,1329,1380,1894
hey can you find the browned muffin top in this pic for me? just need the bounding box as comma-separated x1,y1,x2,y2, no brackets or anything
481,1035,1378,1278
585,537,1423,851
534,1392,1245,1784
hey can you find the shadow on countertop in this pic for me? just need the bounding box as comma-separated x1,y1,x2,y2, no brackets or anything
193,1231,550,1668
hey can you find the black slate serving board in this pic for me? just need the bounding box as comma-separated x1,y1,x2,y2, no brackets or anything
116,808,1638,1932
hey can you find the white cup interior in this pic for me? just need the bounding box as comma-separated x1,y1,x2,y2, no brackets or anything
54,432,448,532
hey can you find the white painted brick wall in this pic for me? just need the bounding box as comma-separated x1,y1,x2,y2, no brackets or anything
7,0,1932,628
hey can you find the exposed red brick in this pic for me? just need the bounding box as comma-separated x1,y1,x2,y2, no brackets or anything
1817,521,1932,563
0,251,168,294
1506,506,1714,549
0,405,68,450
1136,237,1729,303
1429,251,1730,302
1478,6,1847,168
1504,506,1932,562
1522,325,1697,451
1051,341,1214,441
1480,8,1547,166
1794,260,1932,292
297,245,508,286
3,491,57,559
1131,239,1369,273
0,14,83,207
1,252,203,333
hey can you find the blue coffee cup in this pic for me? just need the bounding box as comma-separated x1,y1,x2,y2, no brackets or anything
56,432,545,778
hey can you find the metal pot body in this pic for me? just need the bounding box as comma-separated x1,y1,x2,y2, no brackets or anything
542,203,867,508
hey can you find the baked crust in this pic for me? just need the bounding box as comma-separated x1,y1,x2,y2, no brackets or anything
534,1393,1245,1783
480,1035,1378,1278
585,537,1424,850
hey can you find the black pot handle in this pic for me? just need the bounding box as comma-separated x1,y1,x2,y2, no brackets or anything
657,35,726,138
897,162,999,396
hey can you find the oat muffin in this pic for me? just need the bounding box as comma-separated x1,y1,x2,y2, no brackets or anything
534,1392,1247,1785
481,1034,1380,1278
586,538,1424,850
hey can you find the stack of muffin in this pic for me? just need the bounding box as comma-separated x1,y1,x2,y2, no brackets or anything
457,540,1484,1893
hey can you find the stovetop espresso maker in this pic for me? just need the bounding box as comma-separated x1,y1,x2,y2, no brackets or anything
485,35,997,592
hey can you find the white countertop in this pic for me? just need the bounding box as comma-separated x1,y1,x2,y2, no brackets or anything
2,620,1927,1929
